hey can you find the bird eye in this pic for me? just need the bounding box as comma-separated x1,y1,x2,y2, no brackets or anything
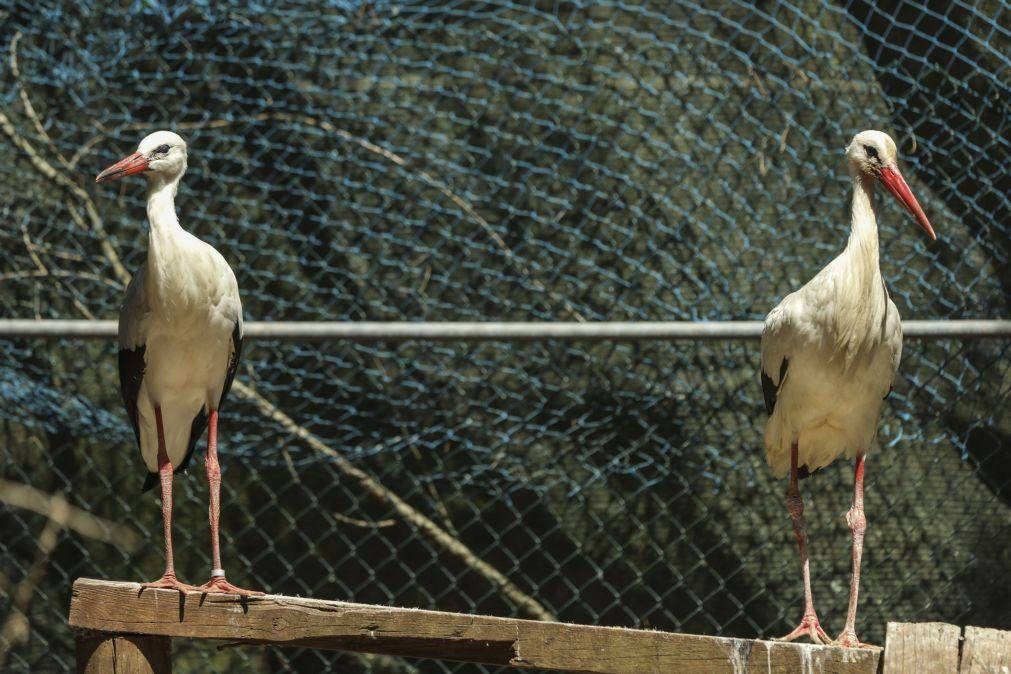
863,144,879,161
155,144,170,155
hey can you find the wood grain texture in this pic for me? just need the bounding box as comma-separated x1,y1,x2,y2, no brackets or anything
882,622,961,674
75,634,171,674
960,625,1011,673
69,578,879,673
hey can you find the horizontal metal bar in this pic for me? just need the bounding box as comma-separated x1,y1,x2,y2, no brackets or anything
247,321,767,340
901,320,1011,338
0,319,1009,341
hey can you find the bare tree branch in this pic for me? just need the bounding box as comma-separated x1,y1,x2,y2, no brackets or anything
9,32,69,170
20,222,96,319
332,512,397,529
0,481,141,668
0,480,141,550
0,108,130,285
232,380,556,621
0,512,62,667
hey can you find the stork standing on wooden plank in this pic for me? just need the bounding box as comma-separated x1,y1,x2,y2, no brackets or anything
96,131,262,596
760,130,935,646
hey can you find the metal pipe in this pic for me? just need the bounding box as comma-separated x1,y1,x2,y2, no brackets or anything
0,319,1009,341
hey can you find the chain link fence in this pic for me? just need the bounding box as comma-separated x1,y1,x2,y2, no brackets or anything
1,1,1009,671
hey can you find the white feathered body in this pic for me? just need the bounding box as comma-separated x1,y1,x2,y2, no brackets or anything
760,175,902,478
119,187,242,476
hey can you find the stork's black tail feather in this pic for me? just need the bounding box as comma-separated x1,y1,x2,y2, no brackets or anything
797,465,824,480
142,471,159,492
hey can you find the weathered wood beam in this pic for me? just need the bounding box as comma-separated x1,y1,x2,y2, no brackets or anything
882,622,961,674
960,626,1011,673
69,578,880,673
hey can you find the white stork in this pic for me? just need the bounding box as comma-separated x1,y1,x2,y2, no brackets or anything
760,130,935,646
96,131,261,596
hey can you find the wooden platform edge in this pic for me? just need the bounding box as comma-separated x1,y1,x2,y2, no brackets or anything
69,578,881,674
883,622,1011,674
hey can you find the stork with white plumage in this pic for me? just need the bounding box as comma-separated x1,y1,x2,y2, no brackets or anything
760,130,935,647
96,131,261,596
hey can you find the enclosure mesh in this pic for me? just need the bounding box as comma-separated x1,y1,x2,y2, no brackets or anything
1,2,1009,672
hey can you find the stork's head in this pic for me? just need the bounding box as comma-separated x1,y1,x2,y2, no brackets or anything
95,131,187,184
846,130,935,240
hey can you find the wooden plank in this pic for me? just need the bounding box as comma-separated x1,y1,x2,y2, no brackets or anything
75,634,171,674
882,622,961,674
69,578,880,673
960,626,1011,673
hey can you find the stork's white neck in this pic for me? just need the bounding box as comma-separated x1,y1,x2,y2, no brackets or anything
844,170,881,282
143,173,189,304
824,167,889,368
146,175,183,236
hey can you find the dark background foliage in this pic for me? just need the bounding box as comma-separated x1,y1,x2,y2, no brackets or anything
1,1,1008,671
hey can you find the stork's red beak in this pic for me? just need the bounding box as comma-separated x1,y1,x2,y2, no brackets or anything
95,152,149,183
878,165,936,240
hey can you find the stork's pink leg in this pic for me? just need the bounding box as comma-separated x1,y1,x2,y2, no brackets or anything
837,455,868,647
778,441,831,644
198,408,263,596
141,406,198,594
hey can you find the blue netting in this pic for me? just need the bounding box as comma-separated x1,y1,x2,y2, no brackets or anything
1,1,1009,672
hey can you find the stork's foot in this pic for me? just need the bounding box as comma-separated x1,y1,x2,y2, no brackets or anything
198,575,264,597
778,614,832,644
836,629,873,648
140,573,198,594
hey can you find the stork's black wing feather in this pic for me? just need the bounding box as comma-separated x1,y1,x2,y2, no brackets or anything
119,346,146,447
759,356,819,480
761,357,789,416
219,321,242,409
119,346,164,493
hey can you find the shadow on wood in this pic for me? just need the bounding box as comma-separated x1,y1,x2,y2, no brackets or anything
68,578,881,673
75,633,171,674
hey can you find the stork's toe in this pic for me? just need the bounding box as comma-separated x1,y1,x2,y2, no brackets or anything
778,614,832,645
835,630,874,648
198,575,264,597
140,573,198,594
